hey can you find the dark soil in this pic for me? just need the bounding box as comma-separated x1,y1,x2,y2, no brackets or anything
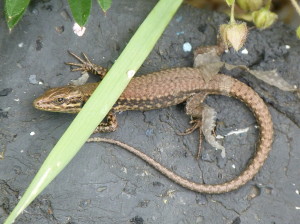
1,0,299,223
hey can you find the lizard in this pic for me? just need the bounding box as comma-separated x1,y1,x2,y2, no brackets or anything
33,52,274,194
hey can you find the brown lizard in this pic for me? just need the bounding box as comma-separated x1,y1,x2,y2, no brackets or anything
33,52,274,194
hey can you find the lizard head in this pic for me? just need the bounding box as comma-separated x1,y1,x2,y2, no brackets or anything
33,85,85,113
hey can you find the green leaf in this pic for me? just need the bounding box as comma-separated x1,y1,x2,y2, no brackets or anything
225,0,235,6
296,26,300,39
5,0,30,29
67,0,92,27
252,8,278,29
4,0,183,223
98,0,112,12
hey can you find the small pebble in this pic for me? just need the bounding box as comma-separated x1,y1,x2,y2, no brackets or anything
60,10,70,21
241,48,248,54
183,42,192,52
0,88,12,96
55,26,64,34
97,186,107,192
31,8,39,15
145,129,153,136
176,31,184,36
175,16,182,22
29,75,38,84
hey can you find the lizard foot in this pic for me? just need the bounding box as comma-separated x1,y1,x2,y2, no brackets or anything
93,112,118,133
177,119,203,160
65,51,107,78
177,119,202,136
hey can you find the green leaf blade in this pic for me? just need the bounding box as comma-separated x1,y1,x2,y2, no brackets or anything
98,0,112,12
5,0,30,29
67,0,92,26
225,0,235,6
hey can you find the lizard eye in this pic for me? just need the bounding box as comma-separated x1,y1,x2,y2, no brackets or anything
56,98,65,104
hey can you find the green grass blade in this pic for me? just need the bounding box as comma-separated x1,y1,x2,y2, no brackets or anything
4,0,183,223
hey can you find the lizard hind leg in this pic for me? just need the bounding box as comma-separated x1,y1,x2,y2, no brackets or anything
178,93,226,159
177,121,203,160
93,111,118,133
177,93,207,159
65,51,108,79
177,92,208,136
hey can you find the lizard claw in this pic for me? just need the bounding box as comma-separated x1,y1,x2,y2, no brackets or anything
177,119,202,136
65,51,94,72
177,118,204,160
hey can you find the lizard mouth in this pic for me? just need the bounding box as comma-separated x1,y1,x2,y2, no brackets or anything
33,97,58,112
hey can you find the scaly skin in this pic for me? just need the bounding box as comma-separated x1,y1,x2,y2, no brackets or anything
33,54,273,194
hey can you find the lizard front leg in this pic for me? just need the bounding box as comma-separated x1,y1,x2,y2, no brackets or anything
94,111,118,133
65,51,108,79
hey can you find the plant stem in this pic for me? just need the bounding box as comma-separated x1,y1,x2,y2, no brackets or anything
230,0,236,24
290,0,300,17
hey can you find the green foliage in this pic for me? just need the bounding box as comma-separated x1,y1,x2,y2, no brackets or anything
225,0,235,6
67,0,92,27
5,0,30,29
98,0,112,12
236,0,263,12
4,0,113,29
252,7,278,29
296,26,300,39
